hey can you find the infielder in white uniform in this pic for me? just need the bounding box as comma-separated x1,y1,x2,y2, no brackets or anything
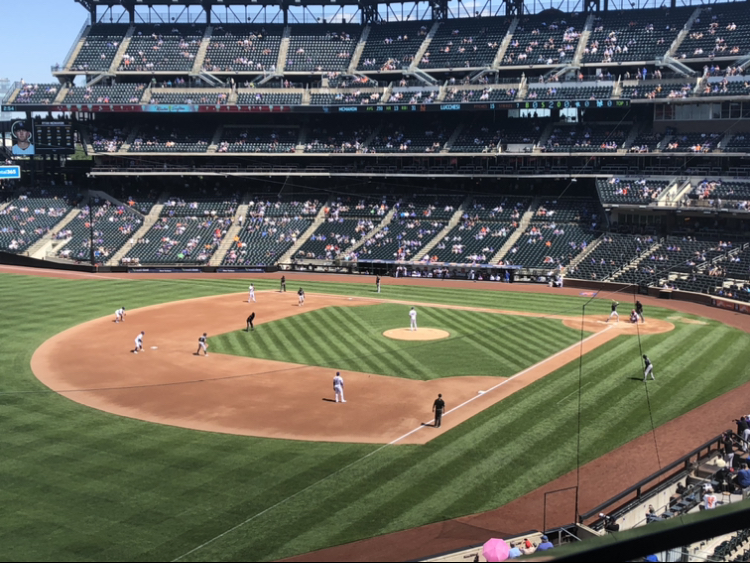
196,333,208,356
409,307,418,331
298,288,305,306
133,331,145,354
115,307,126,323
248,284,256,303
333,371,346,403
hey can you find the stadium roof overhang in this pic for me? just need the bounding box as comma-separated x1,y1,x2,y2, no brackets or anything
77,0,428,8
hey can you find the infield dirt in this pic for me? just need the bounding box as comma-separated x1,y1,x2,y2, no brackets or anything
31,291,672,445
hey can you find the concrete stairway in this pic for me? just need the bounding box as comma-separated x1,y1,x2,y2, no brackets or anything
719,132,734,151
668,7,702,57
209,199,251,266
28,202,88,260
621,122,642,152
609,241,661,281
660,179,694,207
348,26,371,74
119,127,138,153
60,24,92,71
441,123,464,153
88,190,147,218
490,199,539,264
410,22,441,70
563,236,603,274
109,26,135,73
276,27,292,73
413,195,471,261
572,14,596,67
208,126,224,153
106,196,167,266
192,26,214,74
493,18,518,68
53,85,71,104
338,207,397,258
277,200,330,263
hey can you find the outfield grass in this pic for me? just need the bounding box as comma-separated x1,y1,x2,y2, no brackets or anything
210,304,584,379
0,274,748,562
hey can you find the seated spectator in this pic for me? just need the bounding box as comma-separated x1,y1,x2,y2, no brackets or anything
507,543,522,558
537,535,554,551
703,485,718,510
735,463,750,489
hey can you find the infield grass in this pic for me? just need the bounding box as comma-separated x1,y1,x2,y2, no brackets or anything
210,303,584,379
0,273,748,562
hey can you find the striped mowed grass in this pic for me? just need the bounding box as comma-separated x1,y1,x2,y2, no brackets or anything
209,303,584,379
0,273,748,562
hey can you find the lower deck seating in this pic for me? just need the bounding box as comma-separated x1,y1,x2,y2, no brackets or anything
55,201,143,262
504,224,596,268
568,233,655,281
354,219,445,261
295,217,380,260
120,217,230,264
432,221,514,263
0,194,73,252
222,217,312,266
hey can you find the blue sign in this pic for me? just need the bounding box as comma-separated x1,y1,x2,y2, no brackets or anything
0,166,21,179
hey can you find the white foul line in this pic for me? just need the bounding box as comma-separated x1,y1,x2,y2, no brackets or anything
171,324,614,562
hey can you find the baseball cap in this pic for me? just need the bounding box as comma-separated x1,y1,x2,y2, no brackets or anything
541,535,548,541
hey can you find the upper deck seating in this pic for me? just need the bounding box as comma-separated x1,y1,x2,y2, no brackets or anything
13,84,60,104
203,25,283,73
419,17,511,69
120,25,203,72
584,8,691,64
501,13,586,66
68,25,130,72
64,84,146,104
358,21,427,71
286,25,361,72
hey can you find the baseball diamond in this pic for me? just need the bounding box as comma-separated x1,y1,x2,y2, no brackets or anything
2,267,749,562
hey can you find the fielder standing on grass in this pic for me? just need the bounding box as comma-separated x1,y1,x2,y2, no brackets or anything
376,275,381,293
196,333,208,356
246,312,255,332
433,394,445,428
643,354,655,381
280,276,286,292
133,331,145,354
333,371,346,403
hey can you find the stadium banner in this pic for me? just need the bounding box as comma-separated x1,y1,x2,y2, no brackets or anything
0,166,21,179
128,268,202,274
3,100,630,114
711,298,750,314
216,268,267,273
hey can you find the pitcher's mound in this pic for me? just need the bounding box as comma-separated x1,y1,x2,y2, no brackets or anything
383,328,451,341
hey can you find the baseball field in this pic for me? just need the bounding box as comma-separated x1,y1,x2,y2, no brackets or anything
2,267,749,561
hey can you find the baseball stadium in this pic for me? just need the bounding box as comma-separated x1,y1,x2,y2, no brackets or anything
3,0,750,560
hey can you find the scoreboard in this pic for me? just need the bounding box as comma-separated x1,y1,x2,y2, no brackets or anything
34,120,75,155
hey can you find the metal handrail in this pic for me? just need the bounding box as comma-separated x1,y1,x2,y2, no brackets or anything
580,431,726,522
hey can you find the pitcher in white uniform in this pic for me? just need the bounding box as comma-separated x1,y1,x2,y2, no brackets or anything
333,371,346,403
409,307,418,331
